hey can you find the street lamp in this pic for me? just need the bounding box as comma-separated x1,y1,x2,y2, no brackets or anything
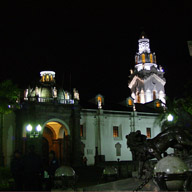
36,124,42,132
167,114,174,122
26,124,32,132
26,124,42,138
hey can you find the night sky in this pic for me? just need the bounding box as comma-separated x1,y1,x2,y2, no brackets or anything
1,1,192,103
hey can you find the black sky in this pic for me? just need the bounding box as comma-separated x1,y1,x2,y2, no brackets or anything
1,1,192,103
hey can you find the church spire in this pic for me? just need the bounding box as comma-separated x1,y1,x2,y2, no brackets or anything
128,33,166,104
140,31,147,39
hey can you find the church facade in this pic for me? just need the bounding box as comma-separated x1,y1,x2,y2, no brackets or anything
1,34,166,166
80,33,166,165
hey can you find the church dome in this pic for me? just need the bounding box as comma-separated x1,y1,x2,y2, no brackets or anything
24,70,77,104
39,87,53,98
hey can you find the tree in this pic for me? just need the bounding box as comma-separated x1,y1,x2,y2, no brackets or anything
0,80,20,166
155,87,192,130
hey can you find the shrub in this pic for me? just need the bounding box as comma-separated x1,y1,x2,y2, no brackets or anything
0,167,14,190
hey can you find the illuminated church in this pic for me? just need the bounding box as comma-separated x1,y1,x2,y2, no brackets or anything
1,34,166,166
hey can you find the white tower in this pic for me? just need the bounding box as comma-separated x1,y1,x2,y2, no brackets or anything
128,32,166,104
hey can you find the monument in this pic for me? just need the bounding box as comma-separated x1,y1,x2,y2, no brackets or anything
125,126,192,191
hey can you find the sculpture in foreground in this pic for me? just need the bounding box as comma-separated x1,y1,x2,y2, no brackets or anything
126,126,192,162
126,127,192,191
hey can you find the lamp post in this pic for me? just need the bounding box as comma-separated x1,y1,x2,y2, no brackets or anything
25,124,43,156
127,97,136,132
26,124,42,138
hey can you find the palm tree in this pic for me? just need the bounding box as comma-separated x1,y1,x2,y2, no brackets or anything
0,80,20,166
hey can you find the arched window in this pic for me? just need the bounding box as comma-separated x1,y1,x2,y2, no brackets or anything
98,96,102,103
156,101,161,108
50,75,53,81
42,75,45,82
142,54,145,63
46,74,49,82
150,54,153,63
128,98,133,106
137,92,140,103
115,142,121,156
153,91,156,100
135,55,138,64
98,96,102,109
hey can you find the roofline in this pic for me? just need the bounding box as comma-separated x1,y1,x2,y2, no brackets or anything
81,108,160,116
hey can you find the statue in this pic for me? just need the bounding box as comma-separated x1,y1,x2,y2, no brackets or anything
126,126,192,177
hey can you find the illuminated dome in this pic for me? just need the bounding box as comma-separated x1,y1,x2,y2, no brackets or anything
24,70,78,104
39,87,52,98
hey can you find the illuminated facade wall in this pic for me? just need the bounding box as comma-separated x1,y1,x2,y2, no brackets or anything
80,109,161,165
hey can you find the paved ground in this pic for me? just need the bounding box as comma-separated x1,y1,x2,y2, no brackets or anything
75,166,104,188
83,178,159,191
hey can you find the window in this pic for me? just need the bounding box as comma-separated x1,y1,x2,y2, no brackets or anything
98,96,102,108
113,126,119,138
80,124,86,139
142,54,145,63
46,74,49,81
156,101,161,108
150,53,153,63
128,98,133,106
98,96,102,103
113,125,122,140
115,142,121,156
50,75,53,81
153,91,156,100
80,125,83,137
137,93,140,103
146,128,151,138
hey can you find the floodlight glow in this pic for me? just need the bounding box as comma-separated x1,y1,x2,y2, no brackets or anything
36,124,42,132
167,114,174,122
26,124,32,132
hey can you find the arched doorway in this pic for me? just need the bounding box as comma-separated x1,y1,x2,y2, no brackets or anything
42,120,70,166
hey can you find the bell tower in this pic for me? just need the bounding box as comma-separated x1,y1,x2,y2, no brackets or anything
128,32,166,104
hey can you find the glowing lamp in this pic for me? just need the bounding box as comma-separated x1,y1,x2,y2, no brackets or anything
36,124,42,132
167,114,174,122
26,124,32,132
